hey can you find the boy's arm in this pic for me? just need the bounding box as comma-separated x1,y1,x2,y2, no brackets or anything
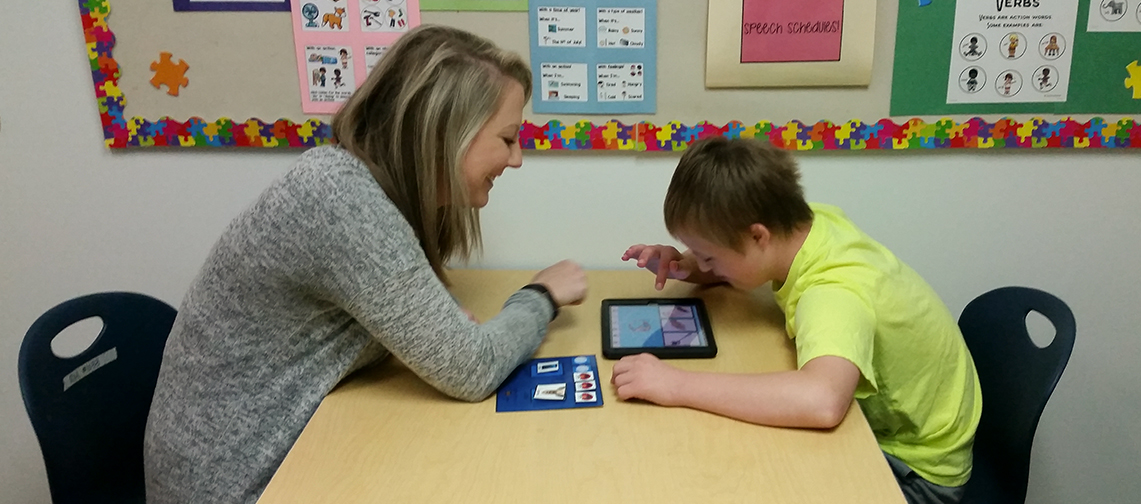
611,353,860,429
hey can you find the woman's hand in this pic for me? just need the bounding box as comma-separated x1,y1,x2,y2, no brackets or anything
530,260,588,307
621,244,698,290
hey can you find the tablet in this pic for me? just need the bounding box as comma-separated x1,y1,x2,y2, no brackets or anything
601,298,717,359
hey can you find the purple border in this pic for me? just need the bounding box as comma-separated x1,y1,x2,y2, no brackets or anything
172,0,290,12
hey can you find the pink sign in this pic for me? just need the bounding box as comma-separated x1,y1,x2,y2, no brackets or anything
740,0,844,63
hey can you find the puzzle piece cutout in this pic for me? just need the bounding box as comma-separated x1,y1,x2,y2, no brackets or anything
150,52,189,96
90,9,109,29
546,121,566,143
559,122,579,142
601,121,620,141
573,121,593,145
1085,117,1107,144
1016,120,1037,140
1126,61,1141,99
725,121,746,139
781,122,802,143
863,121,885,139
84,0,109,15
681,124,702,143
616,123,634,141
97,54,119,79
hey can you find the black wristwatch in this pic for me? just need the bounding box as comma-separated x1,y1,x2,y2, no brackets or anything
520,283,559,321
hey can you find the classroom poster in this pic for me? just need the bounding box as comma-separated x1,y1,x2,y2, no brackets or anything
173,0,291,11
1087,0,1141,32
704,0,876,88
289,0,421,113
739,0,843,63
945,0,1078,104
529,0,658,114
421,0,528,10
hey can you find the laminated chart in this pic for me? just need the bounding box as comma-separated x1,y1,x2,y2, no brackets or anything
530,0,657,114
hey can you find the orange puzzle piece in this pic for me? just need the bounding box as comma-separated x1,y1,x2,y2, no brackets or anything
150,52,189,97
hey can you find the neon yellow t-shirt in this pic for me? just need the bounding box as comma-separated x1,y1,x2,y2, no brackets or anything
772,203,982,487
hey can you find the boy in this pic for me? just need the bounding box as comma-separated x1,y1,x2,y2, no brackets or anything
614,137,982,504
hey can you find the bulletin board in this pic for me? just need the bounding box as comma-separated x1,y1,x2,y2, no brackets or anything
80,0,1140,150
892,0,1141,116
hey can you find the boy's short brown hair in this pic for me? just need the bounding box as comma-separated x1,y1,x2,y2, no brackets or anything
664,137,813,250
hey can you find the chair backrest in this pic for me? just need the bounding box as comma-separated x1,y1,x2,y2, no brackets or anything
958,287,1075,504
18,292,177,504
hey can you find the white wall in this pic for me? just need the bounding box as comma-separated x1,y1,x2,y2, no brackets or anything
3,3,1139,504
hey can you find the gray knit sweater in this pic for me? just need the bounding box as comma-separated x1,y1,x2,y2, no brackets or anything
144,146,552,503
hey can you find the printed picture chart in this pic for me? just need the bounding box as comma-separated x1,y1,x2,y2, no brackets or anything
946,0,1078,104
529,0,657,114
289,0,421,113
1087,0,1141,32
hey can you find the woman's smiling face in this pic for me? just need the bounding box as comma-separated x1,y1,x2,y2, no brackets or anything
460,79,525,208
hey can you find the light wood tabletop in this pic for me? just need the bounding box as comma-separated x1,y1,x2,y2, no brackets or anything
257,270,905,504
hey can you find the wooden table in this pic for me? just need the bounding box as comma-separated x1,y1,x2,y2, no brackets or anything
257,270,905,504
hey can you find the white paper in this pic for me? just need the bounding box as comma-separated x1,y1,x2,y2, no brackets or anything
597,8,645,48
537,6,587,47
305,45,356,102
540,63,589,101
1086,0,1141,32
596,63,644,101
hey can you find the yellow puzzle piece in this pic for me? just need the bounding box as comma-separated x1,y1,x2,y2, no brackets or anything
1126,60,1141,99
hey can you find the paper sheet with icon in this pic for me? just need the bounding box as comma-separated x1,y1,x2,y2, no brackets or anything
289,0,421,113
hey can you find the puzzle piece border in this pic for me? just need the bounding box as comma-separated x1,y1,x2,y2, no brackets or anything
80,0,1139,150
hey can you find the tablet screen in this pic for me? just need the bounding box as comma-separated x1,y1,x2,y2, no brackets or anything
608,302,709,349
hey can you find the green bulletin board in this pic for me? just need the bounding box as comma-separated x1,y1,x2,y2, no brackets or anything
891,0,1141,116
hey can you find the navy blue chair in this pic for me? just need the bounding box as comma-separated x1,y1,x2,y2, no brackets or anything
18,292,177,504
958,287,1075,504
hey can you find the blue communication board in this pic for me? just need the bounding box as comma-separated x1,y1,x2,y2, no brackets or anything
496,355,604,412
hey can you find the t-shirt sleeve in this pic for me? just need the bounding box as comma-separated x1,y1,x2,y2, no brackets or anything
279,161,551,401
791,285,879,395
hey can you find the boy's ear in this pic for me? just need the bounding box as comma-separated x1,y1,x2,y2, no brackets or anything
747,223,772,248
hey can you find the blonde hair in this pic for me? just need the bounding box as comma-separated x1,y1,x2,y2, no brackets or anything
332,25,532,282
664,137,813,251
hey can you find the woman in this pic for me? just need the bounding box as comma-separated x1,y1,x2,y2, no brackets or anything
144,25,587,504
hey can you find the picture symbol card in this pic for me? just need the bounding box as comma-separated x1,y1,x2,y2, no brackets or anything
497,355,604,412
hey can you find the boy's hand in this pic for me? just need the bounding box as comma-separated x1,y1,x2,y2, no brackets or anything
530,260,588,306
621,244,695,290
610,353,688,406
